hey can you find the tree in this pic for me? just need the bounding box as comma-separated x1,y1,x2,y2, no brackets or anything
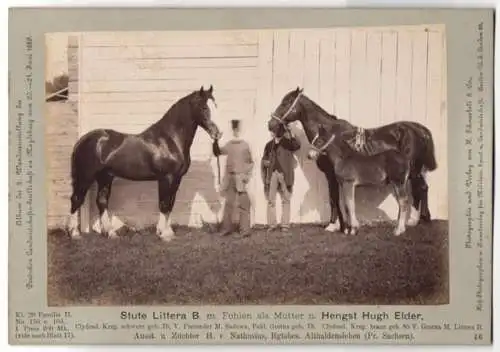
46,73,68,101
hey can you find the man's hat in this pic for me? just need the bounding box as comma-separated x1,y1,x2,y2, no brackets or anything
230,119,241,129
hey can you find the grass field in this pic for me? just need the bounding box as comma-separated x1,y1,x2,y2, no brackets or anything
47,220,448,306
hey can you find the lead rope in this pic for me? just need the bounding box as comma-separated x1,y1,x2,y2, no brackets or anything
216,155,221,186
215,143,221,231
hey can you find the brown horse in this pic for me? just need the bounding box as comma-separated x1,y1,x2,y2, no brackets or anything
67,86,222,241
307,123,412,235
267,87,438,233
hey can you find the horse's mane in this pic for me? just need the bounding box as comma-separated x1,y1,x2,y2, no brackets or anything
141,91,198,135
303,94,338,121
153,91,199,125
166,91,196,115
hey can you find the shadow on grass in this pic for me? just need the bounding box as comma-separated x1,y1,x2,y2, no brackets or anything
47,220,449,306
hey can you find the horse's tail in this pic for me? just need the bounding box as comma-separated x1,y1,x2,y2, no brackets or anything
422,132,438,172
401,122,437,172
70,149,77,188
69,129,106,189
70,136,83,189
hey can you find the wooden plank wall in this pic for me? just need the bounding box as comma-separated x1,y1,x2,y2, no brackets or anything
46,35,80,230
45,101,79,229
75,26,447,229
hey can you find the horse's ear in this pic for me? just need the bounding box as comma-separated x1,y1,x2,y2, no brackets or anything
208,85,213,93
199,86,204,93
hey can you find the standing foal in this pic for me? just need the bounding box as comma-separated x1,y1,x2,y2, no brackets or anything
308,124,412,236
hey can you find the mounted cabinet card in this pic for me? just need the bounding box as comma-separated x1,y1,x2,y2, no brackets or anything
8,7,494,346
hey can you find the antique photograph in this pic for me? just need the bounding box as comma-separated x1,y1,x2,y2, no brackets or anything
45,26,449,306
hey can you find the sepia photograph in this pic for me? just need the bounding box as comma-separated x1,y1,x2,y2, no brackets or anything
45,26,449,307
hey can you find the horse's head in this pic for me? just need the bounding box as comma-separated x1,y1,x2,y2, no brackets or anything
269,123,287,139
192,85,222,140
307,124,336,160
268,87,304,137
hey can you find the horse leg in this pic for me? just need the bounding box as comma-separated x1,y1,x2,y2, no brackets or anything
68,178,93,240
418,174,431,222
95,171,117,239
337,182,350,234
156,175,181,242
408,173,422,226
393,181,410,236
325,173,346,233
342,181,359,235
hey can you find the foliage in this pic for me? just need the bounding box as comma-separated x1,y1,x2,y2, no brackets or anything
46,73,69,101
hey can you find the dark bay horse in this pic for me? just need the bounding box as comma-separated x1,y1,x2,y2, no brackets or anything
267,87,437,233
307,123,412,236
68,86,222,241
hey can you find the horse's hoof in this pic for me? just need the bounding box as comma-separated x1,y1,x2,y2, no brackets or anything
67,223,81,239
107,231,119,239
67,225,81,239
159,234,174,242
158,226,175,242
407,217,419,227
70,231,82,240
343,227,350,235
407,208,420,227
420,214,431,223
393,228,405,236
92,221,102,234
349,227,358,236
325,222,340,232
